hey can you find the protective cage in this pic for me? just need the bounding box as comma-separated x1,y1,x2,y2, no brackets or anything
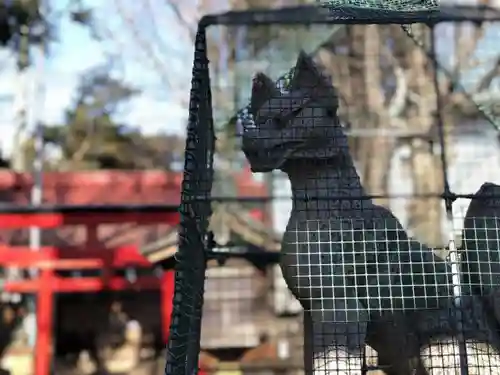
166,4,500,375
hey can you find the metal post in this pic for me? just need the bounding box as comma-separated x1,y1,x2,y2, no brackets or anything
30,22,47,253
428,25,468,375
8,3,31,305
11,25,30,171
28,0,48,369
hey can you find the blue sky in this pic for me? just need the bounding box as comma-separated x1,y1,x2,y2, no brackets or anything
0,0,498,160
0,0,194,158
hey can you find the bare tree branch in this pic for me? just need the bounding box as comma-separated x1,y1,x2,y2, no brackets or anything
112,0,173,89
381,46,408,119
452,23,485,79
163,0,196,41
476,56,500,92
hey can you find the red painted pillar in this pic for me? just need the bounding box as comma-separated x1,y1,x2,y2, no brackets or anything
35,267,53,375
160,270,175,343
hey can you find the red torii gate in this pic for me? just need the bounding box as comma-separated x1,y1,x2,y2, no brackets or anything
0,204,179,375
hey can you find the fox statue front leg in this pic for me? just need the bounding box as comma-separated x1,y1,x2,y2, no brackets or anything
305,316,365,375
420,340,500,375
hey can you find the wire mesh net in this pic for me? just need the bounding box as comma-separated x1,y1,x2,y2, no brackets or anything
168,4,500,375
316,0,438,11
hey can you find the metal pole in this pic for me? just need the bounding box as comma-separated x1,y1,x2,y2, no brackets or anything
30,14,47,254
26,0,48,358
428,25,468,375
6,5,31,306
11,24,30,172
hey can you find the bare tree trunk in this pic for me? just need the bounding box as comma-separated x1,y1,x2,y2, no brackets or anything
361,26,395,205
402,26,444,247
318,26,395,203
406,140,444,246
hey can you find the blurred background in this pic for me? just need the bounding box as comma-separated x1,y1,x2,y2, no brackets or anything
0,0,499,375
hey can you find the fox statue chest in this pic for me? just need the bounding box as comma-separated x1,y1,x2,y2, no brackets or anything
280,201,400,320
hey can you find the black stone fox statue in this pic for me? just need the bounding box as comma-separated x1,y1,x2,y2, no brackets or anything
240,51,500,375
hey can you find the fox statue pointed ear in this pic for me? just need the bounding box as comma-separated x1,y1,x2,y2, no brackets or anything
290,51,339,109
290,51,322,88
250,72,279,117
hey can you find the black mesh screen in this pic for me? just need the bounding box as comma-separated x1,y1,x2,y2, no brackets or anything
165,27,215,375
166,5,500,375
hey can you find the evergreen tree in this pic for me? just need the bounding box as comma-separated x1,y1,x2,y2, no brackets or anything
24,66,183,170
